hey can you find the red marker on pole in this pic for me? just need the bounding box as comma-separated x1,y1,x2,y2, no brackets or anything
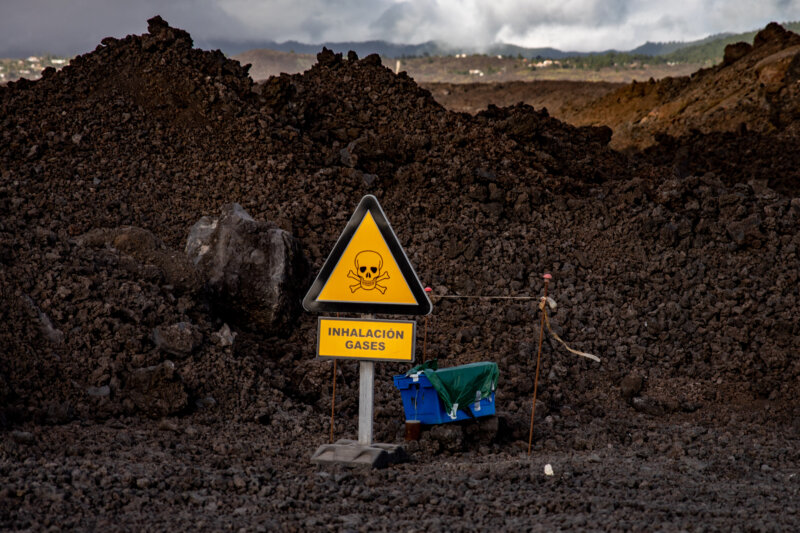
528,274,551,455
423,287,432,363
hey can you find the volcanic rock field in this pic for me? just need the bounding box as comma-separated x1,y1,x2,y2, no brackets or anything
1,17,798,531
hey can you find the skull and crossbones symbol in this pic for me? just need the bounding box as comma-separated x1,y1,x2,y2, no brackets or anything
348,250,390,294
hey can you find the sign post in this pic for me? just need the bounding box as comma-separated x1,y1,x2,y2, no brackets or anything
358,360,374,445
306,195,432,468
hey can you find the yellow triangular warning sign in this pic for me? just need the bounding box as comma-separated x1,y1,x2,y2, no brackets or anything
303,195,432,315
317,211,418,305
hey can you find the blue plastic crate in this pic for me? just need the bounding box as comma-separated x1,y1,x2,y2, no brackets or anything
393,371,495,425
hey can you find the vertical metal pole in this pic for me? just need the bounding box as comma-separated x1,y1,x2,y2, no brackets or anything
330,359,337,443
358,314,374,446
358,360,375,445
528,274,551,456
422,316,428,363
330,312,340,444
422,287,432,364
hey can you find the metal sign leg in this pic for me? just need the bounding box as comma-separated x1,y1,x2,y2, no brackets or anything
358,361,374,445
310,357,406,467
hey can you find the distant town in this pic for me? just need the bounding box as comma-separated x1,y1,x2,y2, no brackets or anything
1,51,695,87
0,56,69,83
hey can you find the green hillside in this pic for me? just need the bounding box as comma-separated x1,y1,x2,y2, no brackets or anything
554,21,800,71
631,33,734,56
662,21,800,64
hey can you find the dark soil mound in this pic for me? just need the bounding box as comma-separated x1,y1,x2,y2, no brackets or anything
1,17,798,438
638,127,800,196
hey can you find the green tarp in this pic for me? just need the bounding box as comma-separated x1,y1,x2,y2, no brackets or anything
406,360,499,419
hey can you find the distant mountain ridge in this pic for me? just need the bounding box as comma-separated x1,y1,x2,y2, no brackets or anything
203,21,800,62
200,38,601,59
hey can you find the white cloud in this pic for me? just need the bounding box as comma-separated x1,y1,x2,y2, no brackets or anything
0,0,242,56
362,0,800,50
1,0,799,56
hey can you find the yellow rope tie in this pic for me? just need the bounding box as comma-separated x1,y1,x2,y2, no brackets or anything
539,297,601,363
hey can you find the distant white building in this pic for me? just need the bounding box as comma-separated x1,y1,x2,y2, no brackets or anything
468,69,485,76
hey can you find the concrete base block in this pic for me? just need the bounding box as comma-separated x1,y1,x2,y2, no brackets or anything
311,439,408,469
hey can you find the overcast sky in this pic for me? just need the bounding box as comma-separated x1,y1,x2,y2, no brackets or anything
2,0,799,57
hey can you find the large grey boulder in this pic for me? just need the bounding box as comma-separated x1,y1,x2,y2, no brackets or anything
186,203,307,334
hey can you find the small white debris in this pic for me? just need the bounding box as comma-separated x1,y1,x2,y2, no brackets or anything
544,464,554,476
215,323,236,346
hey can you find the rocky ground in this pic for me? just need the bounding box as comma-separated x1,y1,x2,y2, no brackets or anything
2,409,797,531
1,17,799,531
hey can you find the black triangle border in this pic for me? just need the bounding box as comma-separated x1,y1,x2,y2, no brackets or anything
302,195,432,315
